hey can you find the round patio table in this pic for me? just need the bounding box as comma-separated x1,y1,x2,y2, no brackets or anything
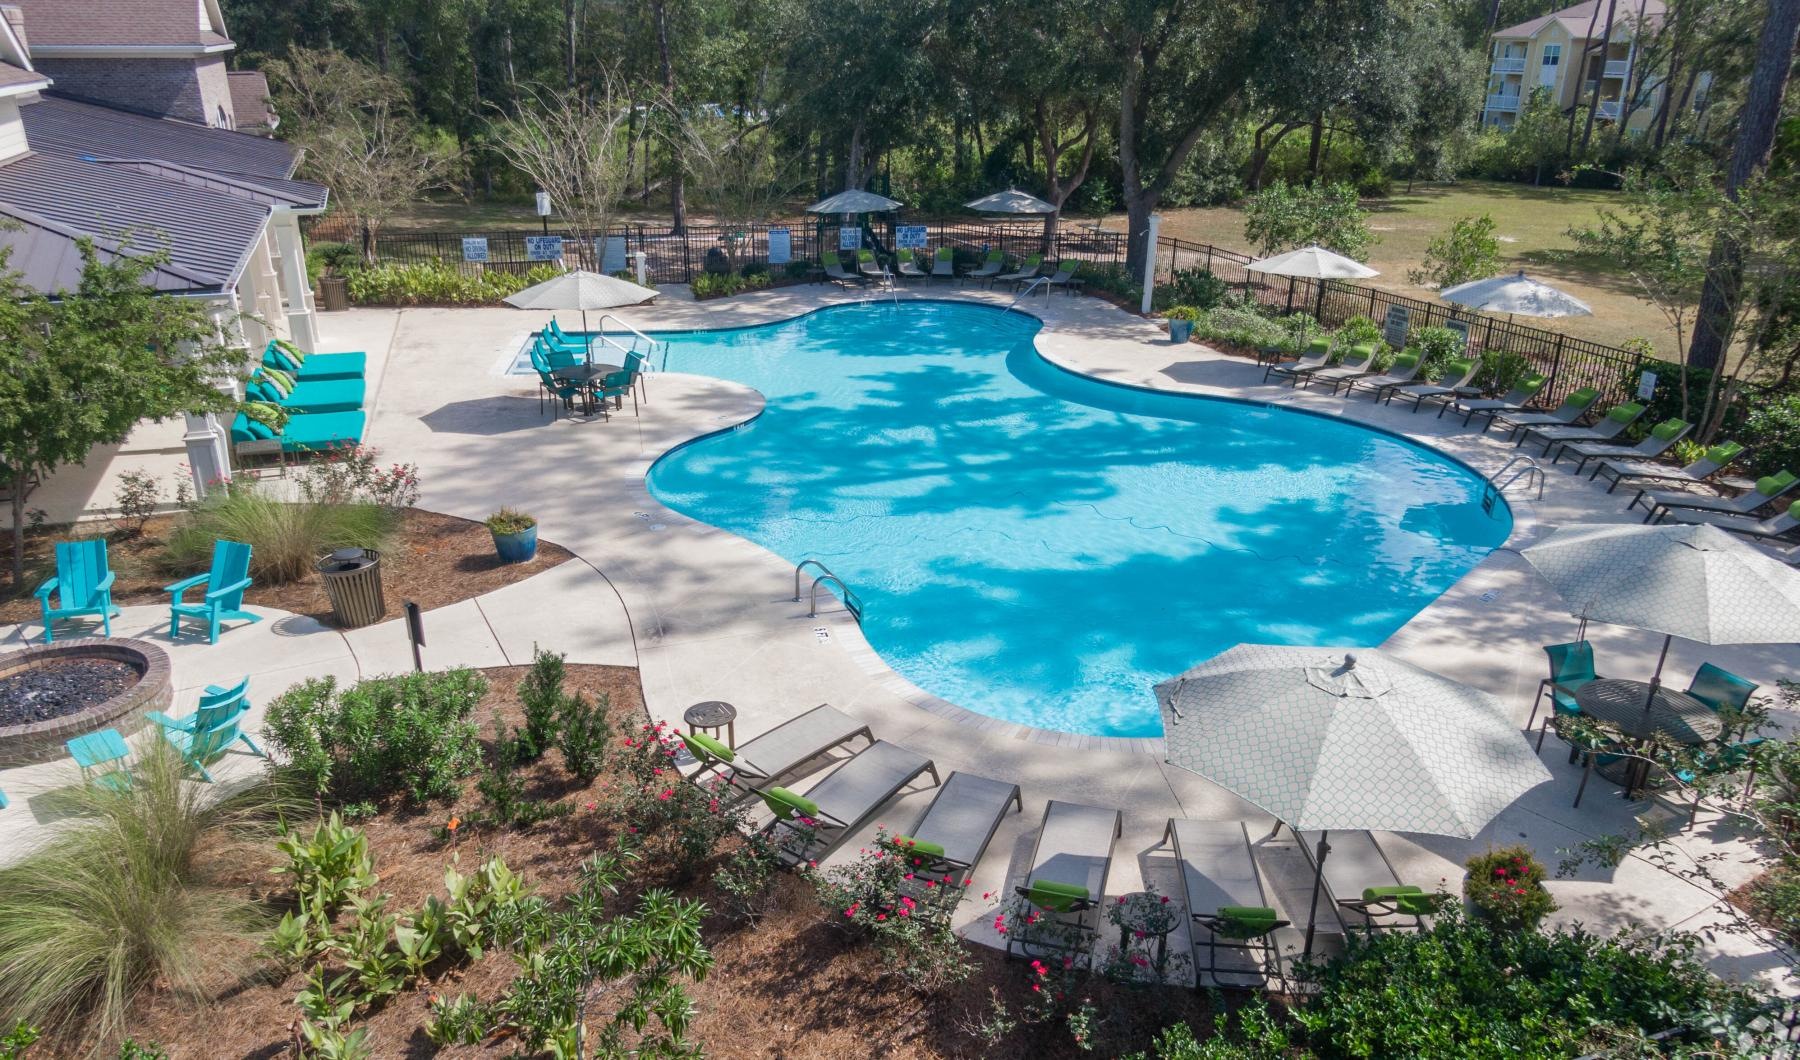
550,363,621,415
1575,679,1721,799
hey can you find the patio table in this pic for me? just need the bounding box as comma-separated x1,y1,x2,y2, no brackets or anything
1575,678,1721,798
551,363,622,415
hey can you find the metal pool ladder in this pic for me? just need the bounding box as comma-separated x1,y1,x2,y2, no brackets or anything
794,559,864,622
1485,454,1546,509
1004,277,1048,312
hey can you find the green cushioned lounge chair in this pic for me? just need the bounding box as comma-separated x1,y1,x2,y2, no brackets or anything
995,254,1042,286
931,246,958,282
1264,338,1331,385
1444,372,1545,427
1387,355,1482,412
1163,819,1288,989
1495,386,1599,440
1008,800,1121,966
759,740,940,867
165,539,257,644
856,248,885,280
263,340,366,382
1343,352,1422,398
895,248,928,282
964,249,1005,286
1653,497,1800,540
682,702,875,797
822,251,862,287
1640,470,1797,525
1558,418,1691,473
1301,343,1378,391
883,771,1022,919
35,538,118,643
1605,440,1743,499
1520,401,1646,457
1297,829,1440,934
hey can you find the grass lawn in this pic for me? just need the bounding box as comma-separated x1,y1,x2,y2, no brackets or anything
1144,180,1669,355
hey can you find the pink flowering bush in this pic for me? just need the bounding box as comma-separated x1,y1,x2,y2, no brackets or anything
1464,846,1556,931
1100,887,1190,985
610,721,740,878
803,830,975,995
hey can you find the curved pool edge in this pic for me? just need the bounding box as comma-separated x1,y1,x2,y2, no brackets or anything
636,295,1539,754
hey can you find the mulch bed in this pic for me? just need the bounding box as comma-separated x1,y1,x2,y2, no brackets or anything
63,665,1226,1059
0,508,575,629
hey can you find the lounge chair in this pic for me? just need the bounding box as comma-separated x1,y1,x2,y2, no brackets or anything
1519,401,1646,458
1296,829,1441,934
995,254,1043,287
856,248,886,281
1343,352,1422,399
166,539,258,644
1162,819,1287,988
230,409,367,460
895,249,928,283
930,246,958,282
1557,418,1690,473
821,251,862,287
262,340,365,383
1601,440,1743,496
35,539,118,643
1386,355,1482,412
885,770,1022,879
146,677,264,761
1007,800,1121,965
1639,470,1798,524
680,703,874,795
247,366,365,416
1300,343,1377,391
1262,338,1331,385
759,740,940,867
1525,640,1601,734
1494,386,1599,440
1652,498,1800,540
964,249,1004,286
1042,260,1084,295
1443,373,1546,427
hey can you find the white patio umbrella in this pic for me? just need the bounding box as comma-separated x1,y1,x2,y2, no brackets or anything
1157,644,1551,955
964,189,1057,215
1245,244,1379,322
1439,270,1592,319
1520,522,1800,697
805,189,904,214
504,269,658,361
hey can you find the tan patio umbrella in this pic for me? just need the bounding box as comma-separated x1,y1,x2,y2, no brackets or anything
1245,245,1380,323
1157,644,1551,955
504,269,658,362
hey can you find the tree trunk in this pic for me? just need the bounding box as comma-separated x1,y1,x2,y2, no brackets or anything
953,111,967,185
564,0,577,88
10,470,25,587
1577,0,1619,157
1651,47,1684,150
1306,113,1325,184
1564,1,1606,158
653,0,685,233
845,121,867,189
1688,0,1800,372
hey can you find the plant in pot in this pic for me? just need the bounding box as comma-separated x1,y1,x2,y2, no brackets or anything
1464,845,1556,931
486,508,538,564
1165,305,1200,343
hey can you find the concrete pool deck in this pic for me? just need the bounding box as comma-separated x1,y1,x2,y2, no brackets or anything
4,283,1795,988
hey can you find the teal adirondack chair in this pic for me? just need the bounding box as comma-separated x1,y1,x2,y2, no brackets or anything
165,540,258,643
160,690,257,783
145,676,263,761
35,539,119,643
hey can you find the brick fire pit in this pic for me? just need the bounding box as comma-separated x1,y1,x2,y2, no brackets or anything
0,639,172,768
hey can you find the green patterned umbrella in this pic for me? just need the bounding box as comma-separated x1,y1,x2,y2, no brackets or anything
1156,644,1551,953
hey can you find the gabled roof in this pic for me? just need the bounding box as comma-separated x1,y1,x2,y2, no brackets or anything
1495,0,1665,40
0,151,270,292
0,59,47,96
10,0,232,52
22,95,306,187
226,70,275,131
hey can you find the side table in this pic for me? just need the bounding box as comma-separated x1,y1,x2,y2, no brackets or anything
683,700,737,747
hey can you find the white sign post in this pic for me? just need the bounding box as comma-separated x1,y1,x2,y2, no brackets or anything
600,235,627,274
525,236,564,262
838,227,862,251
896,225,928,250
461,237,489,263
1140,214,1162,316
1637,370,1658,401
767,228,791,266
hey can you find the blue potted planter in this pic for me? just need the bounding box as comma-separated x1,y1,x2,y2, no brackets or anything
1168,318,1194,343
486,508,539,564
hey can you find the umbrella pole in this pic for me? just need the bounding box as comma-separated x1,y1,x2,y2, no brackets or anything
1303,830,1331,958
1645,634,1673,712
581,309,592,365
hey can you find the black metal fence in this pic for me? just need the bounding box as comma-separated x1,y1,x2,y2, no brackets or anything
1154,234,1650,408
309,217,1129,286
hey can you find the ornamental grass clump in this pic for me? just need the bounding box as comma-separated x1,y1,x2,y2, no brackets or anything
164,484,397,584
0,738,287,1047
1463,845,1556,931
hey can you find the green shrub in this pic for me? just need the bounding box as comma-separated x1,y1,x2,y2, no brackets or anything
474,723,567,829
615,720,736,878
691,269,774,299
1742,392,1800,476
0,739,284,1042
274,811,377,921
1293,909,1780,1057
264,669,488,804
516,646,566,762
485,507,536,536
1163,305,1201,322
1463,845,1556,931
555,690,611,783
305,242,356,285
1194,306,1291,351
1407,324,1467,381
426,994,498,1047
165,485,397,585
1168,268,1228,310
783,261,812,281
343,261,565,306
1119,1002,1291,1059
804,831,975,996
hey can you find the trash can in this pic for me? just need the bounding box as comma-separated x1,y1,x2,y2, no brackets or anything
318,275,348,312
316,547,384,628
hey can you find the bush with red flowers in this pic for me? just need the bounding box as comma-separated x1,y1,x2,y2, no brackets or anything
803,829,975,996
1463,845,1557,931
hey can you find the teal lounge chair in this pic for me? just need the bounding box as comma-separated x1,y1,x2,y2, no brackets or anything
262,339,365,382
166,539,257,643
230,409,367,457
158,686,261,783
146,676,263,761
35,538,118,643
248,366,365,416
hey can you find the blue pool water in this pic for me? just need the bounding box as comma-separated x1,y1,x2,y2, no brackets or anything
644,301,1510,737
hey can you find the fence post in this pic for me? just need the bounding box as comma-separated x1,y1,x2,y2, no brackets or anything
1367,288,1377,318
1548,333,1566,394
1140,214,1161,315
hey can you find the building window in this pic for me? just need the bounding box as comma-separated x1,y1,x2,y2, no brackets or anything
1539,44,1561,88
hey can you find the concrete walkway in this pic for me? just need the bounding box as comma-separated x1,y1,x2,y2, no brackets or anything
7,285,1795,989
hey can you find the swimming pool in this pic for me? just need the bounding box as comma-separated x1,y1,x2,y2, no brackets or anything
645,301,1510,738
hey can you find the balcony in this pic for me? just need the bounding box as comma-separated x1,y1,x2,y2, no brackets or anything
1597,100,1622,120
1603,59,1630,79
1492,57,1526,74
1485,94,1521,113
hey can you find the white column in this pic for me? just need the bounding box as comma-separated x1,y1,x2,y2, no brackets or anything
271,213,320,352
182,412,232,499
1139,213,1162,315
254,232,284,335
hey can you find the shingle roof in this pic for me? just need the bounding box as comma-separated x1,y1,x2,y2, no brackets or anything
1495,0,1666,39
226,70,274,130
9,0,230,49
0,59,46,91
22,95,304,184
0,151,270,291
